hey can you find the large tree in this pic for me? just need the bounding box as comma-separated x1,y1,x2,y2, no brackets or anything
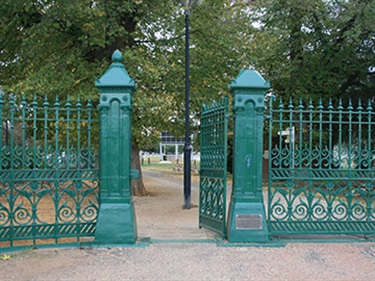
0,0,259,195
251,0,375,102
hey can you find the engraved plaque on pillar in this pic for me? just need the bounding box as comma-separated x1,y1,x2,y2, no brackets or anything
236,214,262,230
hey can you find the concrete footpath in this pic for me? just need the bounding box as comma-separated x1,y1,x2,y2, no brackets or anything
1,169,374,280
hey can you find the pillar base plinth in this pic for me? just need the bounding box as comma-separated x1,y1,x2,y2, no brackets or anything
94,203,137,245
227,200,269,243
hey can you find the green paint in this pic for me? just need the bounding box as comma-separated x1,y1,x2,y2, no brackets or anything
199,98,229,239
227,70,270,243
0,93,99,248
94,50,138,245
268,97,375,236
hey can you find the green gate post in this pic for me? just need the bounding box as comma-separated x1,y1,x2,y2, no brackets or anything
227,70,270,243
94,50,138,245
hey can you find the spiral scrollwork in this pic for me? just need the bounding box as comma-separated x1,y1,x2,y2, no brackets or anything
0,206,10,226
81,203,98,222
58,203,76,223
294,201,309,220
13,205,32,225
332,202,348,220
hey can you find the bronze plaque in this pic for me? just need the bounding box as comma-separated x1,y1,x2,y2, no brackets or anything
236,214,262,230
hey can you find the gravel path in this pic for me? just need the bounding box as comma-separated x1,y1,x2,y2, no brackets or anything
1,169,374,280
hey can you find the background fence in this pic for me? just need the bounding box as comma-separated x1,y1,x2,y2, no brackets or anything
268,98,375,236
0,94,100,248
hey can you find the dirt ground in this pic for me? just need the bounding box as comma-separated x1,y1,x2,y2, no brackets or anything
1,169,375,280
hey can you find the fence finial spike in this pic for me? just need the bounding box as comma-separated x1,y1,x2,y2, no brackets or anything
328,98,333,110
298,98,304,110
318,98,323,110
31,93,38,107
77,95,82,108
357,99,363,111
43,94,49,107
21,94,27,106
367,99,373,111
348,98,353,111
87,97,93,108
288,97,293,109
54,95,60,107
308,98,313,110
338,98,343,110
65,95,71,108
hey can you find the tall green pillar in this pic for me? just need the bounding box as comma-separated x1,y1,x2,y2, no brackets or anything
94,50,138,245
227,70,270,243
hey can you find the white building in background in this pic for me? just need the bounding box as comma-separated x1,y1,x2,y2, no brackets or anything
159,131,185,162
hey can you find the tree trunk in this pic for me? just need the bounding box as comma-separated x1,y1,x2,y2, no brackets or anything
131,141,148,196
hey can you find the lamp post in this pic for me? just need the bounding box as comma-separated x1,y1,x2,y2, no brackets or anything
179,0,197,209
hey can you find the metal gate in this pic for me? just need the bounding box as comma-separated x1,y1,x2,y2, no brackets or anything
268,98,375,236
199,97,228,238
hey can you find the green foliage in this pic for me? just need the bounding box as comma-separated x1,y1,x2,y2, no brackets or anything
1,0,373,150
0,0,258,149
251,0,375,102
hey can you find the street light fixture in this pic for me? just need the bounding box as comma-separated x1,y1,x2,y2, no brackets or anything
179,0,197,209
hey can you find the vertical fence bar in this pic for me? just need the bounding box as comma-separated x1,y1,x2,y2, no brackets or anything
328,99,333,168
0,93,3,168
32,95,38,170
77,96,82,170
31,95,38,246
367,100,372,170
54,96,60,244
21,95,27,169
9,95,15,247
338,99,343,168
87,99,92,151
318,99,323,169
267,97,274,227
65,96,71,158
357,100,363,167
43,96,49,168
298,99,304,170
348,99,353,171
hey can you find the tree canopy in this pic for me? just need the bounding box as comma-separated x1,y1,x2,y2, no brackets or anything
252,0,375,102
1,0,373,193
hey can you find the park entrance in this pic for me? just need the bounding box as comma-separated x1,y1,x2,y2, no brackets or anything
1,51,374,250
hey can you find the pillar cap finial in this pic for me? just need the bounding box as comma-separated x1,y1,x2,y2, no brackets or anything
95,50,137,90
112,50,123,63
229,70,270,92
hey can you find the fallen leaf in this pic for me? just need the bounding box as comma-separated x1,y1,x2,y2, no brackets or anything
0,254,12,261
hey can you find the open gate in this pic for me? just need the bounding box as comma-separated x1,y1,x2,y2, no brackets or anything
199,97,228,239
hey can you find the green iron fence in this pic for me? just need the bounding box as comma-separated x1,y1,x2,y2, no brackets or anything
199,97,229,239
268,98,375,236
0,94,99,248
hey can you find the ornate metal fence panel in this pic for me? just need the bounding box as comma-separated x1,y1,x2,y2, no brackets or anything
268,98,375,236
199,97,228,238
0,94,99,248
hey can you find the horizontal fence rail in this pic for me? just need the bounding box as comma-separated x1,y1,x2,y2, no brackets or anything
268,98,375,236
0,94,100,248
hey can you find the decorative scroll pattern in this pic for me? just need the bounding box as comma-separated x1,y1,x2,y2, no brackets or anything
0,95,99,247
268,98,375,235
199,97,228,238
